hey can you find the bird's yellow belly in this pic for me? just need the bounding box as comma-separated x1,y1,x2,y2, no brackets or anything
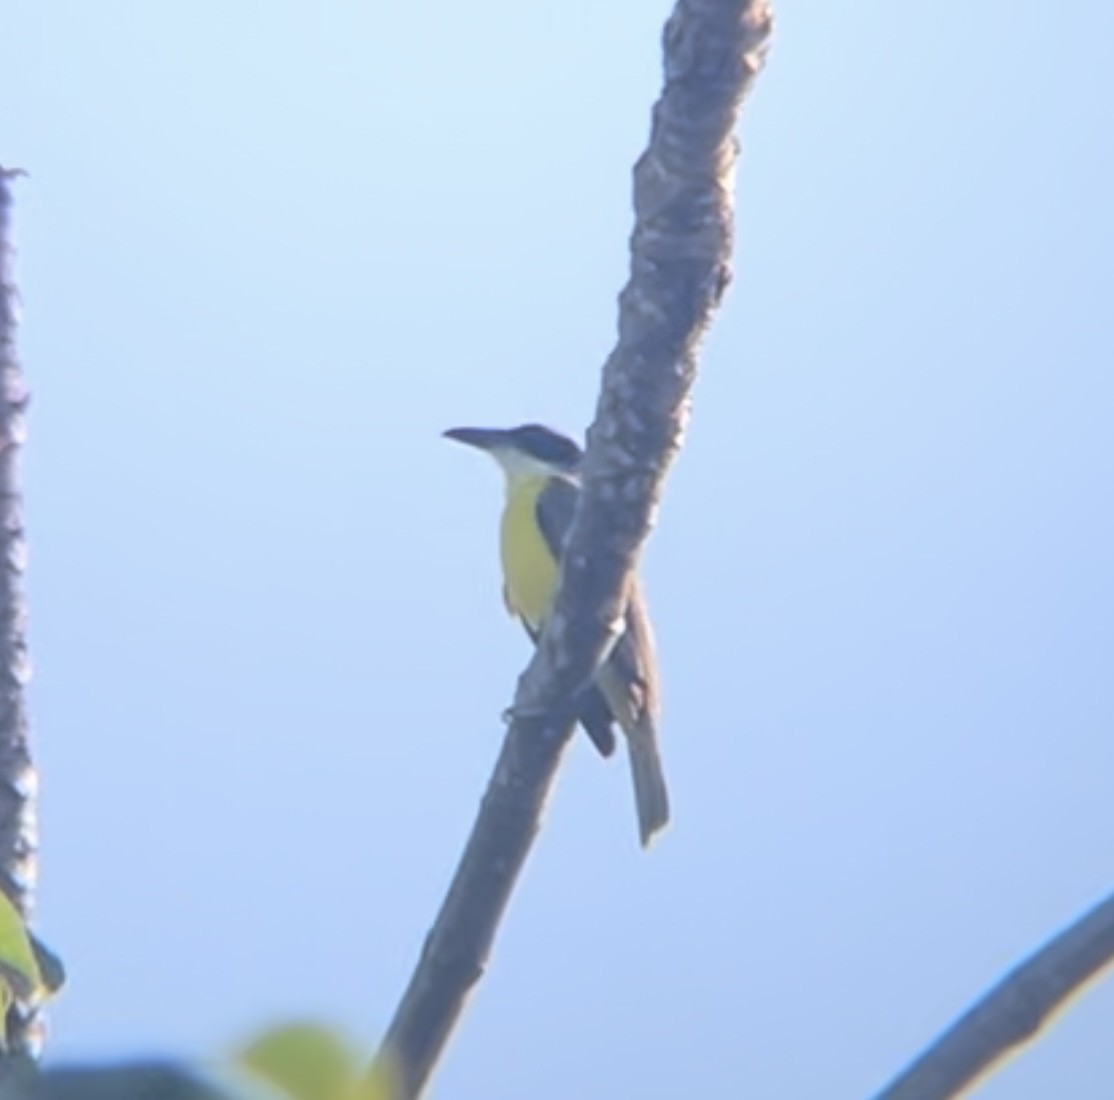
501,480,559,631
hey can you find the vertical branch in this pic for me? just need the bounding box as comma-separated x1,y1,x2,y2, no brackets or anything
536,0,774,690
0,166,39,1056
381,2,773,1096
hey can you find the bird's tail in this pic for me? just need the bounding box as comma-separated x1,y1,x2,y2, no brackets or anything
627,717,670,847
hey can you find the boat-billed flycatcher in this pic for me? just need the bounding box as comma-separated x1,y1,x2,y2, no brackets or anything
444,423,670,847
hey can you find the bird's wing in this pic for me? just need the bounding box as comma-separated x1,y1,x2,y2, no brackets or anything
535,475,660,727
534,474,579,559
603,575,661,724
531,476,616,757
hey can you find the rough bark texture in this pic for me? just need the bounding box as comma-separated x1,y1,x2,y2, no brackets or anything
0,167,39,1057
381,3,773,1096
872,890,1114,1100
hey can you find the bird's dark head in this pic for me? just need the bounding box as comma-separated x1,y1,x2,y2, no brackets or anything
505,424,583,471
443,423,583,478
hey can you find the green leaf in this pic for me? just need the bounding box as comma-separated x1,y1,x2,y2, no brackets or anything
0,892,43,1014
236,1023,385,1100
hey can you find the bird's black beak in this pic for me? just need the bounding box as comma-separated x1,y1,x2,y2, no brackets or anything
443,427,508,451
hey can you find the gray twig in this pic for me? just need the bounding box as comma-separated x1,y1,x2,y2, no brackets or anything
871,890,1114,1100
380,3,773,1096
0,166,40,1057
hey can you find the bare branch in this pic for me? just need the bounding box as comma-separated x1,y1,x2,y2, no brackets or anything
0,166,40,1057
380,2,773,1096
871,890,1114,1100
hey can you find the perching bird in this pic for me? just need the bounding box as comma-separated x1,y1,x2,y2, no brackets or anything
443,423,670,847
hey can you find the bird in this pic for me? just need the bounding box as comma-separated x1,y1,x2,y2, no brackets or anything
443,422,670,847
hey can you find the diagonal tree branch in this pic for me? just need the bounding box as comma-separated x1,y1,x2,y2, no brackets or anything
870,889,1114,1100
0,166,40,1058
380,3,773,1096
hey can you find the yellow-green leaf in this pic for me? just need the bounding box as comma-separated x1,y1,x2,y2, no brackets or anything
0,892,42,1008
237,1022,362,1100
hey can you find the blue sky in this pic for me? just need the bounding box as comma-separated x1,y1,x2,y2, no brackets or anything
4,2,1114,1097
